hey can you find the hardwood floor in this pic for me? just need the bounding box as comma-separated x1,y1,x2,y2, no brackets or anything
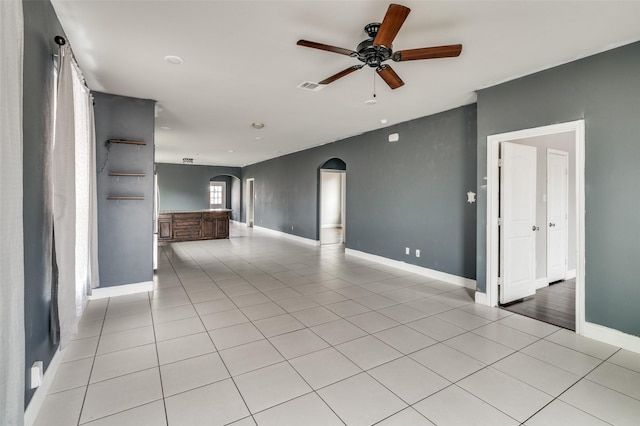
501,279,576,331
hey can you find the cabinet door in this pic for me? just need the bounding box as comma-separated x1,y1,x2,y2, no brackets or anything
202,219,215,238
158,220,172,240
215,218,229,238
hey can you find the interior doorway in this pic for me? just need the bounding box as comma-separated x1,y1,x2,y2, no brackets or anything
319,158,346,245
485,120,585,333
246,178,255,228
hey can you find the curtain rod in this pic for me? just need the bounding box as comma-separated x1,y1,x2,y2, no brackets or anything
53,35,91,94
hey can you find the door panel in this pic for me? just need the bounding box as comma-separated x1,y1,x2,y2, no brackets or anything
500,142,537,304
547,150,569,282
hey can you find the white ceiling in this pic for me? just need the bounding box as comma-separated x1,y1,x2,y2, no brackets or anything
51,1,640,167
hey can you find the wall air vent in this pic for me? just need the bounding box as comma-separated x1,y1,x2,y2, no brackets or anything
297,81,324,92
182,157,194,164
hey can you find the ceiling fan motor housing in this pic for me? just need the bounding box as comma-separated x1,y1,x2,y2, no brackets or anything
357,23,392,68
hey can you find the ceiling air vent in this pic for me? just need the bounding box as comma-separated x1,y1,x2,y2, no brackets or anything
297,81,324,92
182,157,194,164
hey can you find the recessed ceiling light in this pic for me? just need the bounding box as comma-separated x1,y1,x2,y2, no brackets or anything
255,136,263,140
252,122,265,129
365,99,377,105
160,126,171,130
380,119,388,124
228,150,235,153
164,55,184,65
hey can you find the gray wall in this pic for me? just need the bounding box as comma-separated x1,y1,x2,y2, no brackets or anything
94,92,155,287
155,163,242,221
243,105,477,279
22,0,66,406
476,41,640,336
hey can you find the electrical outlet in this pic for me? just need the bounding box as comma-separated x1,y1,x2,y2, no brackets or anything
30,361,43,389
291,225,294,230
405,247,410,255
416,249,421,258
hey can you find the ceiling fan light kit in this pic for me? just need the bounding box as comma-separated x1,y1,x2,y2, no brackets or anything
297,3,462,90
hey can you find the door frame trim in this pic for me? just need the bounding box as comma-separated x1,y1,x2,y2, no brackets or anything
246,178,255,227
485,120,585,334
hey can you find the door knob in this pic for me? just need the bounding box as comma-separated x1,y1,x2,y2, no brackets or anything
532,225,540,231
549,222,556,227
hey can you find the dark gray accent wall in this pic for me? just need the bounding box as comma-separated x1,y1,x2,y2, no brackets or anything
243,105,477,279
476,41,640,336
94,92,155,287
22,0,66,406
155,163,242,221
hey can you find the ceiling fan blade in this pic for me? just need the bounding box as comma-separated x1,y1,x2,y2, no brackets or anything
392,44,462,62
373,4,411,49
297,40,357,57
319,65,364,85
376,64,404,89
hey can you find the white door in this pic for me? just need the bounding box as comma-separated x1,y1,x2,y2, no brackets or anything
500,142,538,304
547,149,569,283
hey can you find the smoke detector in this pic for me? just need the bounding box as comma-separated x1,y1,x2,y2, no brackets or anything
182,157,194,164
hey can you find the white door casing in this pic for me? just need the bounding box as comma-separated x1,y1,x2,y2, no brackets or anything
485,119,585,335
246,178,255,227
500,142,538,304
547,149,569,283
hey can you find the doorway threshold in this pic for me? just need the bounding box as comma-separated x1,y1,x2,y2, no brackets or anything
500,279,576,331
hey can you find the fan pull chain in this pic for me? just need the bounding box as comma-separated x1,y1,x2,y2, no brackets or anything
373,70,377,98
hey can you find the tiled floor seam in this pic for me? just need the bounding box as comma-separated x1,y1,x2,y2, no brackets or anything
168,255,257,426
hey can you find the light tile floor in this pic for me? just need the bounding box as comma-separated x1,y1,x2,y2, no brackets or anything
35,225,640,425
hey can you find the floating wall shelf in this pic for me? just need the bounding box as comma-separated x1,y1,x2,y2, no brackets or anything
108,172,147,177
107,196,145,200
107,139,147,146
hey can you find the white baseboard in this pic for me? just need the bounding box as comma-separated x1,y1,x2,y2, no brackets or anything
230,220,243,225
566,269,577,280
24,347,64,426
254,225,320,246
345,248,476,290
582,321,640,354
321,224,342,229
89,281,153,300
475,291,489,305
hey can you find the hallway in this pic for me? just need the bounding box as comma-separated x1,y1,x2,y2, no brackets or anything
35,224,640,425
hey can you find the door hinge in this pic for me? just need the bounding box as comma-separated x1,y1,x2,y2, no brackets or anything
498,218,503,226
498,159,504,167
498,277,504,286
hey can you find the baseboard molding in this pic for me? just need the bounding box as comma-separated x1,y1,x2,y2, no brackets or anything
321,224,342,229
230,220,243,225
566,269,577,279
345,248,476,290
254,225,320,246
24,347,64,426
582,321,640,354
475,291,489,306
89,281,153,300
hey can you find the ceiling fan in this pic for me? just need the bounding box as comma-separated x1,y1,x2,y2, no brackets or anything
297,3,462,90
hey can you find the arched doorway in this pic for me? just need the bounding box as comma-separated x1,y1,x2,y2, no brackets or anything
210,174,241,222
319,158,346,245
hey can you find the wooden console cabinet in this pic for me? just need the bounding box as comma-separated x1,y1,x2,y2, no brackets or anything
158,210,230,242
